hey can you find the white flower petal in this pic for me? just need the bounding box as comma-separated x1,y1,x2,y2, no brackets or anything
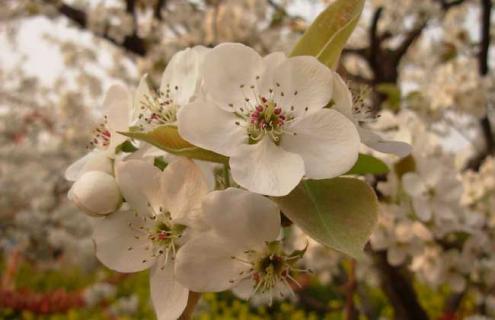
402,173,426,197
270,56,333,116
232,278,255,300
332,73,354,119
175,232,249,292
68,171,122,216
358,127,411,158
116,160,162,217
103,84,131,150
230,137,305,196
412,197,432,221
202,188,280,249
132,75,153,127
93,210,155,272
263,52,286,68
161,158,209,226
202,43,263,110
150,259,189,320
65,150,113,181
177,99,245,156
257,52,287,96
281,109,360,179
160,46,209,106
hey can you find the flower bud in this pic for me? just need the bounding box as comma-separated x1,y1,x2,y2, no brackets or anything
68,171,122,216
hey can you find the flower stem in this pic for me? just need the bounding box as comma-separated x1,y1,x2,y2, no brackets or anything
223,164,230,188
179,291,201,320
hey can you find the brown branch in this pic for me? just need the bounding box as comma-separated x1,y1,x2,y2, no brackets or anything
342,47,367,58
45,1,147,56
179,292,201,320
369,7,384,73
344,259,359,320
466,0,494,170
392,22,427,65
479,0,492,76
372,250,429,320
436,0,466,10
154,0,167,20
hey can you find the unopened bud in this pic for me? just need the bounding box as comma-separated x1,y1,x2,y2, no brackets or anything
68,171,122,216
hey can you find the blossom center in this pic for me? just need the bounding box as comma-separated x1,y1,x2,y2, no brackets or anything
351,85,380,124
128,210,185,267
230,241,307,304
236,97,293,144
137,85,178,129
89,116,112,149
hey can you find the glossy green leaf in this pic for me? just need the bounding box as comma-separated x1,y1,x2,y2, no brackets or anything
290,0,364,69
273,178,378,260
346,154,389,175
120,126,229,164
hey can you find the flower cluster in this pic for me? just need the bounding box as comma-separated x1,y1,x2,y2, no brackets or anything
365,110,495,316
64,43,410,319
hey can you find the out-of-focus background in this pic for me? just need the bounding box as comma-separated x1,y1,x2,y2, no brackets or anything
1,0,495,319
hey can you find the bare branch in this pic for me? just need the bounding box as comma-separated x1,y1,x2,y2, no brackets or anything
44,1,147,56
372,249,429,320
392,22,427,65
154,0,167,20
369,7,384,72
466,0,494,170
479,0,492,76
436,0,466,10
342,47,368,58
344,259,359,320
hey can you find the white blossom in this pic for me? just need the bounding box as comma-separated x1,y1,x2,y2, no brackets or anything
133,46,209,131
332,74,411,157
92,158,209,320
402,156,463,222
65,84,132,181
178,43,360,196
175,188,306,305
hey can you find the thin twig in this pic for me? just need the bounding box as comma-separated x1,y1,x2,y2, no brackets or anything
344,259,358,320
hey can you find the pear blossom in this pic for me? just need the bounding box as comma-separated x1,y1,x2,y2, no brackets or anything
411,247,469,293
402,156,463,222
92,158,209,320
65,84,132,181
68,171,122,216
332,74,411,157
175,188,306,304
132,46,209,131
178,43,361,196
370,204,432,266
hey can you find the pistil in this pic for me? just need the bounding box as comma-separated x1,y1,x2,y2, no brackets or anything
229,241,308,304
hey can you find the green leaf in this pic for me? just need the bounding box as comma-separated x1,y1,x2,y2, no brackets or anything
376,83,402,112
289,0,364,69
346,154,389,175
120,126,229,164
115,140,138,153
153,156,168,171
273,178,378,260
